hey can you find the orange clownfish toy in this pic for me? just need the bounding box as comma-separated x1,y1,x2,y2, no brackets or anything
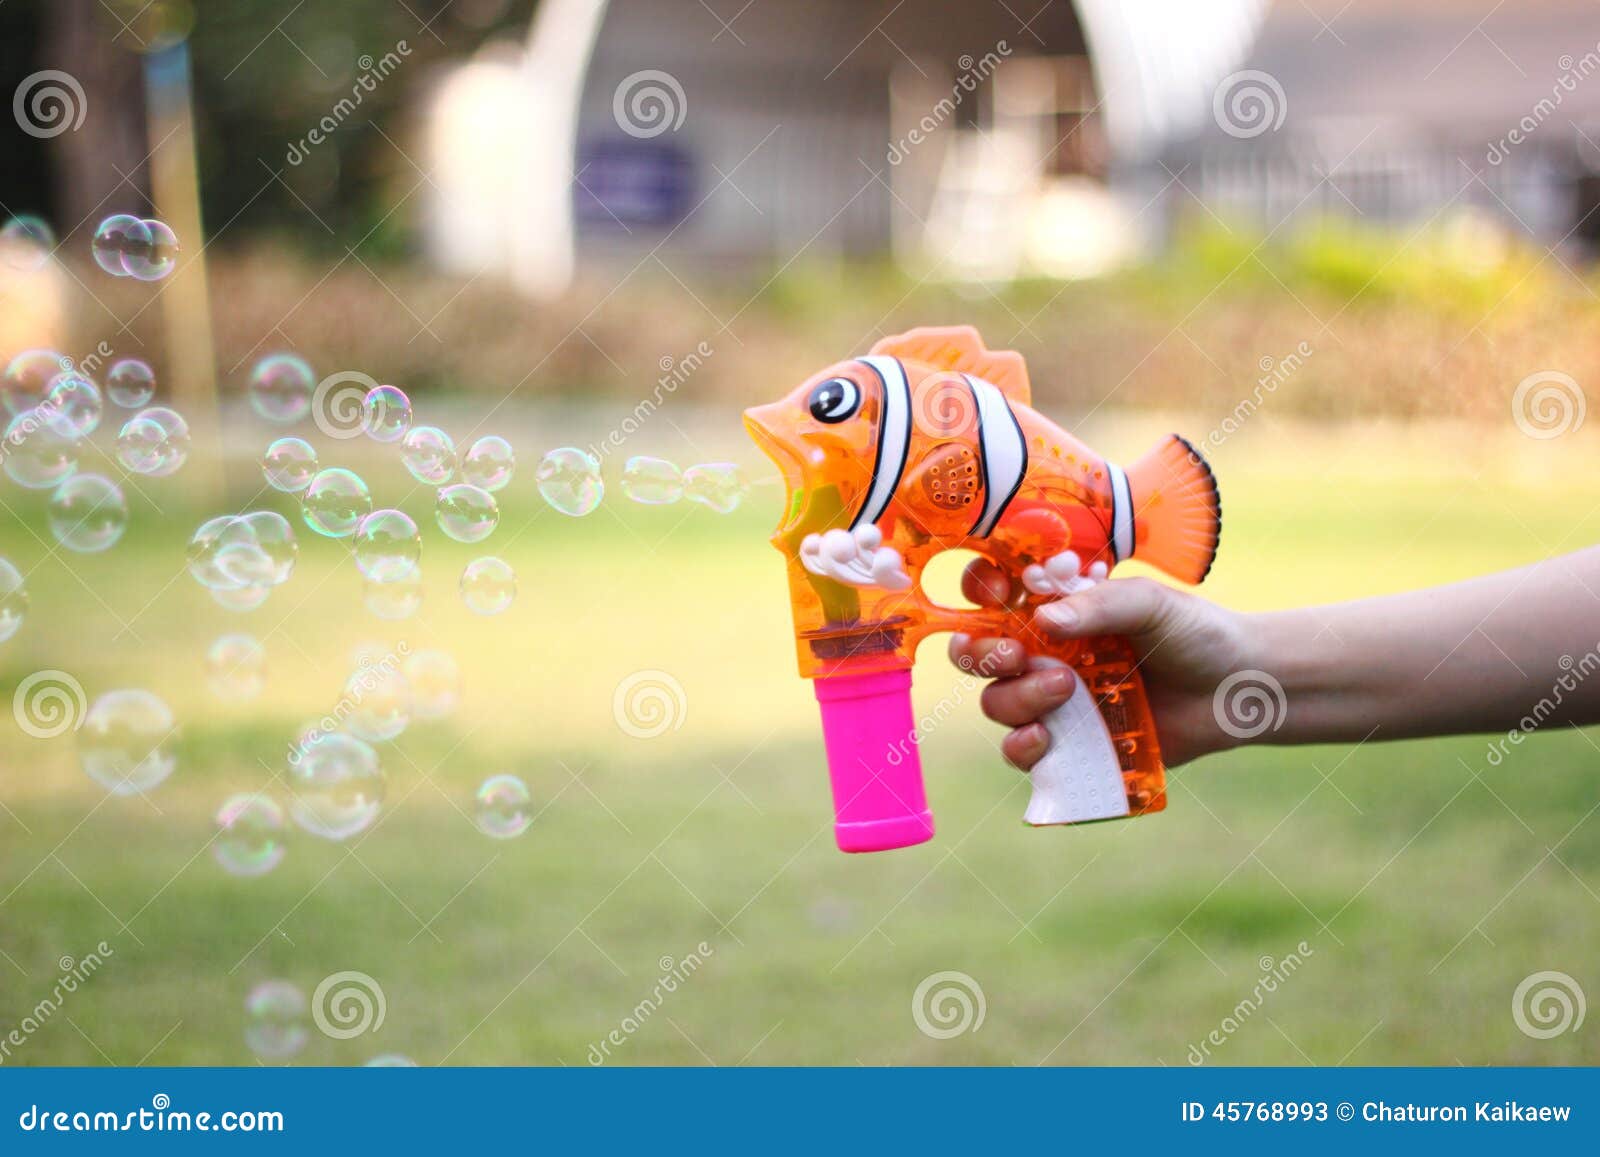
745,325,1221,854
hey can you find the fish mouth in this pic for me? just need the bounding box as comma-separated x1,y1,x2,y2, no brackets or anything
743,405,808,538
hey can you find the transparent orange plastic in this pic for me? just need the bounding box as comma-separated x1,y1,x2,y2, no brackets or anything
746,326,1220,835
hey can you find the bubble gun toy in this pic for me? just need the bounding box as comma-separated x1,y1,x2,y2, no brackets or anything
744,326,1221,853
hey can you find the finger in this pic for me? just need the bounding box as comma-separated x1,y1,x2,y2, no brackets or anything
1035,576,1173,642
1002,723,1049,771
948,633,1030,678
961,557,1012,607
979,666,1077,727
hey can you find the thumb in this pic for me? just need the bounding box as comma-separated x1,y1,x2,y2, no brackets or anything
1034,576,1175,642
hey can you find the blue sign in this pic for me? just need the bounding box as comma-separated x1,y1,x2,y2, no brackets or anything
574,139,694,228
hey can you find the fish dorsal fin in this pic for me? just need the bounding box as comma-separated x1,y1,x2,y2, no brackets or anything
870,325,1031,405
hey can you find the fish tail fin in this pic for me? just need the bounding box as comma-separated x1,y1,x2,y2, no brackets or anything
1124,434,1221,585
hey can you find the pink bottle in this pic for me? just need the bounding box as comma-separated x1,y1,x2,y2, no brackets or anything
813,668,935,853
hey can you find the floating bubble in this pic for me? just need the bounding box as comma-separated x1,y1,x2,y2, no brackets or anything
287,731,384,840
362,384,412,443
187,515,237,590
460,556,516,615
364,1054,417,1067
460,435,515,492
237,512,298,585
80,689,177,796
3,408,80,489
261,436,318,492
536,447,603,516
245,980,308,1060
43,371,102,437
0,559,27,644
213,793,286,877
434,482,498,543
48,474,127,553
1,215,54,271
301,468,372,538
364,572,423,621
249,353,315,423
343,664,411,743
402,650,459,720
207,633,265,701
104,358,156,408
353,509,421,582
212,584,270,612
2,349,67,416
475,774,532,839
401,425,456,485
123,218,178,281
621,456,683,505
115,406,189,476
682,462,747,513
90,214,149,277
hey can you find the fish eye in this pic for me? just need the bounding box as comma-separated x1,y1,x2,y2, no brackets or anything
807,377,861,424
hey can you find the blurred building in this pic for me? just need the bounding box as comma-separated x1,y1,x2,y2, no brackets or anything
422,0,1266,293
1165,0,1600,249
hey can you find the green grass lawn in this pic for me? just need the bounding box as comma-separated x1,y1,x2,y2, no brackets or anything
0,408,1597,1066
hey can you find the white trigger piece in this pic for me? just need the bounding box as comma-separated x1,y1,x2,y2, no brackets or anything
1023,658,1130,826
1021,564,1053,596
799,527,911,590
1023,551,1100,598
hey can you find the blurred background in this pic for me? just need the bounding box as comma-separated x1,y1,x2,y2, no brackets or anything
0,0,1596,1066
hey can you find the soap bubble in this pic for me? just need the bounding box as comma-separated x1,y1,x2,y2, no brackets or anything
187,516,237,589
461,435,514,492
301,468,372,538
362,384,412,443
475,774,532,839
213,793,286,876
3,408,80,489
2,349,68,416
212,584,270,612
104,358,156,408
287,731,384,840
621,456,683,505
0,559,27,644
401,425,456,485
90,214,150,277
237,512,299,585
0,215,54,270
43,371,102,437
249,353,315,423
682,462,747,513
245,980,308,1060
435,482,498,543
261,436,318,492
364,570,423,620
365,1054,417,1067
207,633,265,700
115,406,189,476
536,447,603,516
48,473,127,553
342,664,411,743
80,689,177,796
460,556,516,615
402,650,459,720
353,509,421,582
123,218,178,281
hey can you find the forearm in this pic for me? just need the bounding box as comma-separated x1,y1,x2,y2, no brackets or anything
1243,546,1600,745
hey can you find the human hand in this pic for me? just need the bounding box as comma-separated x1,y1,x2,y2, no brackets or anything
947,561,1254,769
